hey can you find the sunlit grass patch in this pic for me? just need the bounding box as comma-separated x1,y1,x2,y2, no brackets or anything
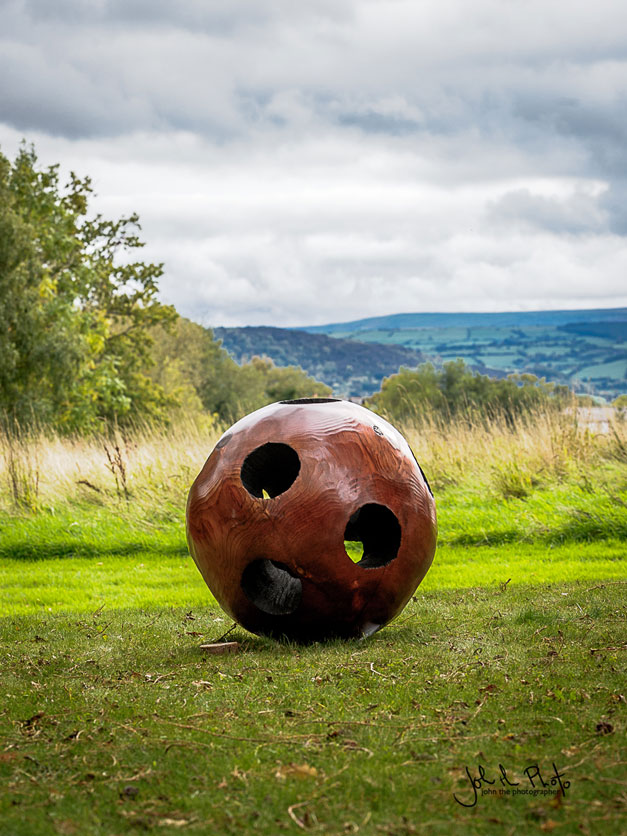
344,540,364,563
1,525,624,617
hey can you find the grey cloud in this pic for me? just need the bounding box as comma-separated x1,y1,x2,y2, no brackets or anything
511,90,627,234
337,110,422,136
514,93,627,167
1,0,624,153
1,1,627,325
600,181,627,235
21,0,353,33
0,42,158,138
486,188,606,235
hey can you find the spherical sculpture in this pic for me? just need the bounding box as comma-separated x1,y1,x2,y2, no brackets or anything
186,398,436,642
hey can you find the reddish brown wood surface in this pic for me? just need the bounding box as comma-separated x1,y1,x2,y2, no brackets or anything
186,398,437,641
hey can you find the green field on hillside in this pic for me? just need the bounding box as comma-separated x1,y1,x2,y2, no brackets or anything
292,309,627,399
326,324,626,400
216,309,627,400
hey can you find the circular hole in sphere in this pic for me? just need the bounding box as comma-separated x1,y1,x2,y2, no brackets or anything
240,443,301,498
241,559,303,615
343,504,401,568
279,398,341,404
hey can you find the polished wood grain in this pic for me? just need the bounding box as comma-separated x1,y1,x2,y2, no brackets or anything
186,399,437,641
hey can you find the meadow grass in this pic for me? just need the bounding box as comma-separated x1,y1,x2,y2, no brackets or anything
1,583,625,835
0,517,625,617
0,409,625,834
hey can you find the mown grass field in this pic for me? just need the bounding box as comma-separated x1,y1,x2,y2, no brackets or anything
1,412,626,835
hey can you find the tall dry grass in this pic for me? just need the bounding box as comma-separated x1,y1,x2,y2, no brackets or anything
0,418,222,514
400,406,626,497
1,406,625,513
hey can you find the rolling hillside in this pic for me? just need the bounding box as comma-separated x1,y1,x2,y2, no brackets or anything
298,307,627,400
212,308,627,399
301,307,627,334
213,326,425,397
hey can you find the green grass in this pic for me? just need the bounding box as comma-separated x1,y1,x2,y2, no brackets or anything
2,540,626,617
436,479,627,546
1,429,626,834
0,506,185,562
1,482,626,616
1,583,625,835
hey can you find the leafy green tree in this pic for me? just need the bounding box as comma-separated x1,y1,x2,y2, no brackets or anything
242,356,332,406
147,319,332,423
0,144,176,433
147,317,242,420
367,359,569,424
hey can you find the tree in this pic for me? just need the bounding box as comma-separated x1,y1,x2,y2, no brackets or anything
367,359,569,424
147,319,333,423
242,356,332,406
0,144,176,433
147,317,243,420
1,144,333,434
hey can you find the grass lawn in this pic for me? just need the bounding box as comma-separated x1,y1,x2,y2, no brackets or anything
1,539,626,617
1,483,626,616
1,420,626,834
1,583,625,835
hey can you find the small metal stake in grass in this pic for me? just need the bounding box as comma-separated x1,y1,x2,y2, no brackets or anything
186,399,437,642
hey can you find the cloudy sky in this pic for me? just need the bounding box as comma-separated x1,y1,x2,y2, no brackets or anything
1,0,626,326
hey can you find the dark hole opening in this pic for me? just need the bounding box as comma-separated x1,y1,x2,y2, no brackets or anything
343,503,401,569
279,398,341,404
241,443,300,498
241,559,302,615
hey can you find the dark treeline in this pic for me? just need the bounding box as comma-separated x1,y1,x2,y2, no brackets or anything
1,144,584,436
146,318,330,425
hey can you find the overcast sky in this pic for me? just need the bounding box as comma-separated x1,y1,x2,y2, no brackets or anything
1,0,626,327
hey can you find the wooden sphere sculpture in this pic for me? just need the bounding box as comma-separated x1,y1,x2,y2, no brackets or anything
186,398,437,642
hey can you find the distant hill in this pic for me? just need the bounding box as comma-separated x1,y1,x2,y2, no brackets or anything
297,307,627,400
300,307,627,334
213,326,424,397
210,308,627,400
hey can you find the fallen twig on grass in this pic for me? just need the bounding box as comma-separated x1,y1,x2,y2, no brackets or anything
287,800,310,830
585,580,627,592
199,641,240,655
154,717,326,747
